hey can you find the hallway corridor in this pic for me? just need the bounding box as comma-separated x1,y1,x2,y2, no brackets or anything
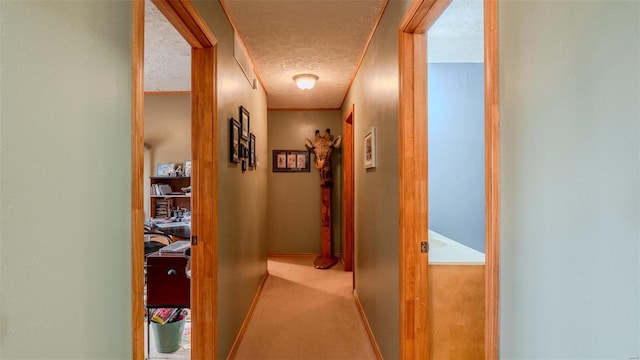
232,256,377,360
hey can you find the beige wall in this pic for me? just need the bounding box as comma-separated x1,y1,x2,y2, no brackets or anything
0,1,132,358
267,110,342,255
192,1,269,358
341,1,411,358
144,94,191,169
143,93,191,217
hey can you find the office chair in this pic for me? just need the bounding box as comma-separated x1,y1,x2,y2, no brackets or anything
144,227,173,256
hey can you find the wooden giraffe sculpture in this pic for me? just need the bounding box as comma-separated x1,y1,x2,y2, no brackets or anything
305,129,342,269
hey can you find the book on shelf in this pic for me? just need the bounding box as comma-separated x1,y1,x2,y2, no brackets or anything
152,184,173,196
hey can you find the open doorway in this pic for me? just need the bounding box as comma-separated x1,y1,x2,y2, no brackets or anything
132,0,218,358
398,0,499,358
143,0,192,357
426,1,486,358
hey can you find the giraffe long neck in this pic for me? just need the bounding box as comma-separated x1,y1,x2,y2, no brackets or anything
319,158,333,187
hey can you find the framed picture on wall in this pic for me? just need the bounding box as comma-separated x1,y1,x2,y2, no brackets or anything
296,153,306,169
287,152,297,169
249,133,256,168
272,150,310,172
276,151,287,169
240,106,250,140
230,118,241,163
156,162,176,176
364,127,376,169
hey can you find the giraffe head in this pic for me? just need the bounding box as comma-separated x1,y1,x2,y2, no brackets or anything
305,129,342,186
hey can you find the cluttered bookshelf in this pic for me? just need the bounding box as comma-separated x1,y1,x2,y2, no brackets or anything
149,176,191,219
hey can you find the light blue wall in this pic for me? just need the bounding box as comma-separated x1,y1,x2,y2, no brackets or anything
1,1,132,358
500,0,640,358
428,63,485,252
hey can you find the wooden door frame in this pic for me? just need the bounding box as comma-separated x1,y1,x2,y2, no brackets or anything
132,0,218,358
398,0,499,358
342,105,355,273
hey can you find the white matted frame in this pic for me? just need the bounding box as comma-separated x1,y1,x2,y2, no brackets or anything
364,127,376,169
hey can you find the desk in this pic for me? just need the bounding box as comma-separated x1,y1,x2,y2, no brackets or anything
152,223,191,240
146,252,190,358
146,252,190,307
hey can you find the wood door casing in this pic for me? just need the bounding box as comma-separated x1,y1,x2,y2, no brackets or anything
342,105,354,273
398,0,500,358
132,1,218,358
131,2,145,357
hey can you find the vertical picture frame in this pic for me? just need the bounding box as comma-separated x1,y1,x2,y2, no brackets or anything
240,105,250,140
276,151,286,170
184,160,192,176
287,151,297,169
249,133,256,168
230,118,241,163
296,152,306,169
364,127,376,169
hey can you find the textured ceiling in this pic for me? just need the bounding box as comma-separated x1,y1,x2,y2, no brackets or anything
144,0,190,92
144,0,483,109
221,0,386,109
428,0,483,63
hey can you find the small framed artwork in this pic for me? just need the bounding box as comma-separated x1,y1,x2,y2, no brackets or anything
287,152,297,169
249,133,256,167
364,127,376,169
276,151,287,169
272,150,310,172
240,143,248,158
239,106,250,141
230,118,241,163
296,152,306,169
156,162,176,176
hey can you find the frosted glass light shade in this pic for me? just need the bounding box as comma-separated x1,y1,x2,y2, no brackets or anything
293,74,319,90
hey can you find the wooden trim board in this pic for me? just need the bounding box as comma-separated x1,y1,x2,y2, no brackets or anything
342,104,354,272
397,0,500,358
340,0,390,108
484,0,500,357
226,271,270,359
132,1,218,359
398,24,429,360
190,43,218,360
218,0,267,94
131,1,145,359
353,290,383,360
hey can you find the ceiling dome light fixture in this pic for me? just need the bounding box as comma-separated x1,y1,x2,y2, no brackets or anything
293,74,319,90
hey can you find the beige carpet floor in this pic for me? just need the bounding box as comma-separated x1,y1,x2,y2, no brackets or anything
232,256,378,360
